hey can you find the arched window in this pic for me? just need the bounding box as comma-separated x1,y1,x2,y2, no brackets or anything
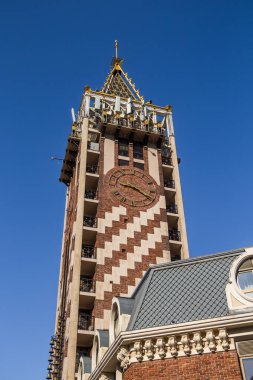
237,258,253,299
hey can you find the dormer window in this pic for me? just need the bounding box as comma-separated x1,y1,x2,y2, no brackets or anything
237,258,253,299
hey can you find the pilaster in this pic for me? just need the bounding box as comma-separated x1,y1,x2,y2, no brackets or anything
66,118,89,380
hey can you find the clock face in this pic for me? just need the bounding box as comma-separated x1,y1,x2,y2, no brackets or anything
109,167,157,208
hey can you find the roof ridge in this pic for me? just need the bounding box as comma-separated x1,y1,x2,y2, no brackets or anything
150,247,248,271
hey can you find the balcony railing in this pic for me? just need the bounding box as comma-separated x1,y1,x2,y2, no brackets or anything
82,245,96,259
100,114,166,135
169,229,181,242
83,216,97,228
162,156,173,166
164,179,175,189
87,142,100,152
86,165,99,174
89,120,101,130
167,204,178,214
85,189,98,199
80,277,95,293
78,314,94,331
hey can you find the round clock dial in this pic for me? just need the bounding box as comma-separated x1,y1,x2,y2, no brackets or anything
109,167,157,208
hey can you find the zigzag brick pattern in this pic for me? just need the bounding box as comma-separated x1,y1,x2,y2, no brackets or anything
92,165,171,329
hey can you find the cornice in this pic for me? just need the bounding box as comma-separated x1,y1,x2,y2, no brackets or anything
117,329,234,371
88,312,253,379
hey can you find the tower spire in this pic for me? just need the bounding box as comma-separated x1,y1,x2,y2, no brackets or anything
115,39,118,59
101,41,144,100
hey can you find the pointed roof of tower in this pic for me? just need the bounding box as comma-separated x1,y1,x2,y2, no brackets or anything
101,41,144,101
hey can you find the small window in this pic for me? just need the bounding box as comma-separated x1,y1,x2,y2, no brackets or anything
134,161,144,170
237,340,253,380
95,337,99,366
133,142,143,160
114,307,120,338
118,159,129,166
237,258,253,299
241,357,253,379
118,140,129,157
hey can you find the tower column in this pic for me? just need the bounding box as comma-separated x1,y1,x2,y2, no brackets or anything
65,118,89,380
168,112,189,259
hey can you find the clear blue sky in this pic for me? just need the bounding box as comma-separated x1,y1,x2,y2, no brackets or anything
0,1,252,379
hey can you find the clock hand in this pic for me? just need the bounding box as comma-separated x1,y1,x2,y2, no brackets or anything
119,181,139,191
135,187,153,199
119,181,153,199
119,180,132,187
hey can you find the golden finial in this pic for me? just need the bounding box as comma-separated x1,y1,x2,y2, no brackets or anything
115,40,118,59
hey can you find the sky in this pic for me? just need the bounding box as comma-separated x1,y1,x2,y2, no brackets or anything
0,0,252,379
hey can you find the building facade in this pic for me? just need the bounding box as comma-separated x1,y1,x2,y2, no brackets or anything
47,52,189,380
88,247,253,380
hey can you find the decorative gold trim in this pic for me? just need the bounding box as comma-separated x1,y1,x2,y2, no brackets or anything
120,67,144,101
101,62,144,101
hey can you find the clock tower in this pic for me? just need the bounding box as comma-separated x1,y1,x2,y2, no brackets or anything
47,45,189,380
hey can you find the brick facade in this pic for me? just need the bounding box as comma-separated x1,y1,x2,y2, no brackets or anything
123,351,243,380
92,139,171,327
93,176,170,323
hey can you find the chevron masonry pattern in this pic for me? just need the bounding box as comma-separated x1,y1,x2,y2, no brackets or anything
95,196,170,299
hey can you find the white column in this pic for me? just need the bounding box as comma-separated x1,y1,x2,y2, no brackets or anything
66,118,89,380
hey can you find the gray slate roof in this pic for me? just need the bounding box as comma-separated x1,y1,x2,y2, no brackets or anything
128,249,245,330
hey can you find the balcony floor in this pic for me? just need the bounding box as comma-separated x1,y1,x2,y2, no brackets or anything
84,198,98,215
167,212,179,221
81,257,97,276
79,291,96,309
82,227,98,244
77,330,95,347
162,163,173,176
164,187,176,203
169,240,182,258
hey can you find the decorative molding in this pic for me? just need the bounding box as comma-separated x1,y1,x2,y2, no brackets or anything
99,375,110,380
89,313,253,380
117,329,234,370
226,248,253,311
117,347,130,370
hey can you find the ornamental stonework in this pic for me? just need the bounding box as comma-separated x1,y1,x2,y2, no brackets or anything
117,329,234,370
